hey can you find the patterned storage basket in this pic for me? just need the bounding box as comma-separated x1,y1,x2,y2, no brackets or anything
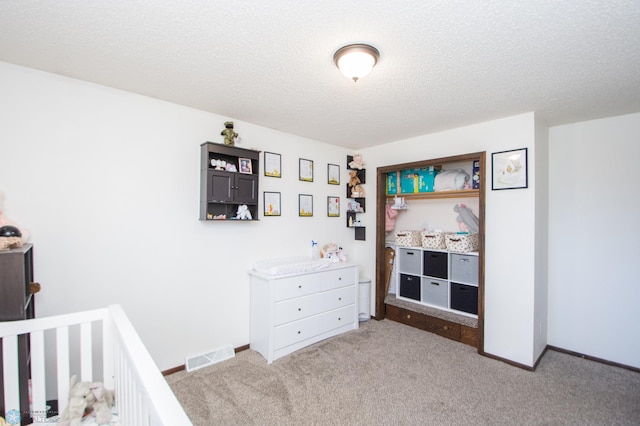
395,230,421,247
445,233,479,253
421,231,453,249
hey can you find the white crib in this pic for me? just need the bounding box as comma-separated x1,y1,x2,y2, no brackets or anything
0,304,191,425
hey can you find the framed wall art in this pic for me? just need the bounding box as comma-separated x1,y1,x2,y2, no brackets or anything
492,148,528,190
299,194,313,216
328,164,340,185
327,196,340,217
263,191,281,216
299,158,314,182
264,152,281,178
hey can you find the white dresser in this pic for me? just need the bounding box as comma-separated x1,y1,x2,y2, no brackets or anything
249,263,359,364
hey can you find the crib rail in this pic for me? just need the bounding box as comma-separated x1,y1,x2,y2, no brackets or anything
0,305,191,425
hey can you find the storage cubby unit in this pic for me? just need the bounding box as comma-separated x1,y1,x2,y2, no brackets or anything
200,142,260,221
396,247,478,317
346,155,366,240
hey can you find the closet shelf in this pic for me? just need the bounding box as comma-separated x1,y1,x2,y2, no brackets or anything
387,189,478,200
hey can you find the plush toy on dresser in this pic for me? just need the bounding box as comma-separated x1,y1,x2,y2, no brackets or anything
58,375,114,426
0,191,30,251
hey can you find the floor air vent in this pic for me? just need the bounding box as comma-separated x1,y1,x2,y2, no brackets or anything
185,345,235,372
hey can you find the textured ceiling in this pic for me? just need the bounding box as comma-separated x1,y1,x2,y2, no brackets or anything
1,1,639,149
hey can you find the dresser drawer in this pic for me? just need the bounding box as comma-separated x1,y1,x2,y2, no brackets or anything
320,267,355,291
274,292,324,326
422,277,448,308
274,316,320,349
397,248,421,275
275,274,321,301
321,285,355,312
450,253,478,285
317,304,355,334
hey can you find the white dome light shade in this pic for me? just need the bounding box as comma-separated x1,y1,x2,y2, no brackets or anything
334,44,379,82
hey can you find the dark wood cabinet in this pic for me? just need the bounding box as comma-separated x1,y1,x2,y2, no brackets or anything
200,142,260,220
0,243,37,424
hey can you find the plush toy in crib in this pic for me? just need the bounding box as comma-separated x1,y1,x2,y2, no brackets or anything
58,375,114,426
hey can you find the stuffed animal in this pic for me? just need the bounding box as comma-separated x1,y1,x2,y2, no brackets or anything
348,154,366,170
58,375,114,426
0,192,30,251
351,184,365,197
348,170,361,187
235,204,252,220
454,204,479,234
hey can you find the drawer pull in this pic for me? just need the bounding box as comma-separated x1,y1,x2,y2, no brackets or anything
297,331,301,334
430,282,439,286
443,326,449,331
459,258,470,262
338,317,341,321
338,297,342,301
407,252,414,256
298,308,302,311
406,314,411,319
339,277,342,280
298,285,302,289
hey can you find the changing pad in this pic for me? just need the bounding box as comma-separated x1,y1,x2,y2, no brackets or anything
252,256,331,276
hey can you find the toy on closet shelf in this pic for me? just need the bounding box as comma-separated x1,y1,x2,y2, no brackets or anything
58,375,114,426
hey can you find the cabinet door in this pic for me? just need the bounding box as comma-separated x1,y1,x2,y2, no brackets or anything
207,170,233,202
235,173,258,204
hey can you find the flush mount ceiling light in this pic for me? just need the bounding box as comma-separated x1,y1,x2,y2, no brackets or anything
333,43,380,82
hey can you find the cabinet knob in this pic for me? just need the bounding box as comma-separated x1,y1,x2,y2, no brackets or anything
338,297,342,301
338,317,341,321
406,314,411,319
298,285,302,289
297,331,301,334
30,282,41,294
298,308,302,311
443,326,449,331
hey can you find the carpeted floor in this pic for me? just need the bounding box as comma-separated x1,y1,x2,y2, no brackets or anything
166,319,640,425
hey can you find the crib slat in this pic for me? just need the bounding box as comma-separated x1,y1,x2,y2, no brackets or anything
30,330,47,420
80,321,93,381
1,335,20,419
56,326,70,416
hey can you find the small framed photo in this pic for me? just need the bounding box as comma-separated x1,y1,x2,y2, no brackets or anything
328,164,340,185
299,194,313,216
492,148,528,190
299,158,313,182
264,152,281,178
327,196,340,217
263,192,281,216
239,158,253,174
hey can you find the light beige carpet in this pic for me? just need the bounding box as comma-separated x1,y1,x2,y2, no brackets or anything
166,319,640,425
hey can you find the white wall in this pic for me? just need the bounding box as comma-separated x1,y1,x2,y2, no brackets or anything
548,112,640,369
361,113,544,367
0,61,355,371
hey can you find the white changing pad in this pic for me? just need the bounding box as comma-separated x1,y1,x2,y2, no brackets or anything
252,256,331,276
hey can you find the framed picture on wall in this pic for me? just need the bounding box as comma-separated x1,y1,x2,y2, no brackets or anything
299,158,313,182
491,148,528,190
264,192,281,216
264,152,281,178
299,194,313,216
327,196,340,217
328,164,340,185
